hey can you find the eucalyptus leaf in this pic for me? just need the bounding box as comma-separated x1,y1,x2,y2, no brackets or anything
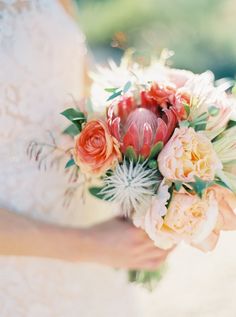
61,108,86,122
189,176,213,198
65,158,75,169
105,87,119,93
107,90,122,101
63,124,80,136
208,106,220,117
123,81,132,93
179,120,190,128
174,181,183,192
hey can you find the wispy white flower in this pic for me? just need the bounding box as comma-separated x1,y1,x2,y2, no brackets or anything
180,72,232,139
100,161,161,216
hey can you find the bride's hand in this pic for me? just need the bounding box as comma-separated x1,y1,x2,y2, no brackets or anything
77,217,173,270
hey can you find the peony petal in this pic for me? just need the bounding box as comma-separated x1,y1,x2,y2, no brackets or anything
192,230,220,252
216,188,236,231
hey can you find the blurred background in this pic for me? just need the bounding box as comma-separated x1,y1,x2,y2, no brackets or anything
74,0,236,79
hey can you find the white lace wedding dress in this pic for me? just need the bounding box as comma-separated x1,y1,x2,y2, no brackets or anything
0,1,144,316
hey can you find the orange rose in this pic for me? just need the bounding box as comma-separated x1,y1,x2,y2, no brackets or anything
74,119,121,175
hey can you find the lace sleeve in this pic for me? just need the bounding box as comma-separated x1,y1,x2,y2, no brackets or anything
0,0,88,225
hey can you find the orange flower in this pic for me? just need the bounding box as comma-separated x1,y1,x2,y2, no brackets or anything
74,120,121,175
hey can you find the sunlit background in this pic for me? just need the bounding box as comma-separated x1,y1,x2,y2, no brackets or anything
75,0,236,79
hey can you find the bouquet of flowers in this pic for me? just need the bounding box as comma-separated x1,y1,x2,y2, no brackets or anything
61,54,236,288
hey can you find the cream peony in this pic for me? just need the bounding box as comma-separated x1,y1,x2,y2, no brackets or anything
140,185,220,250
158,127,222,182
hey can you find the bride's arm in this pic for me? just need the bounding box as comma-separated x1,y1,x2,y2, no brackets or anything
0,208,172,269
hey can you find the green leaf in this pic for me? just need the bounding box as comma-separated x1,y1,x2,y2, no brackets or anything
215,170,234,192
183,103,190,117
89,186,111,201
148,160,158,169
107,90,122,101
105,87,119,93
227,120,236,129
194,121,207,131
123,81,132,94
125,146,138,162
174,181,183,192
149,142,163,160
63,124,80,136
179,120,190,128
61,108,86,122
65,158,75,169
214,179,231,191
189,176,213,198
208,106,220,117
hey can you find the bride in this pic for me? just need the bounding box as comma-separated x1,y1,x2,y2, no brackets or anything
0,1,171,315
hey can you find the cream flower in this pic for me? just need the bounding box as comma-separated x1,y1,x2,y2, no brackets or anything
158,127,222,182
141,187,219,250
179,72,232,140
164,190,219,244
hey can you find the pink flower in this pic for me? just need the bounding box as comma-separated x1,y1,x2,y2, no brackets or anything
158,127,222,182
74,119,121,175
107,83,181,158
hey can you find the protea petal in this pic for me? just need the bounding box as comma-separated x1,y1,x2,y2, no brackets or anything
154,118,167,144
118,96,135,121
139,123,152,157
107,104,115,120
111,117,121,141
123,122,139,153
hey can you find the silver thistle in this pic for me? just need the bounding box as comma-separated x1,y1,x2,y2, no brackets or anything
100,161,161,216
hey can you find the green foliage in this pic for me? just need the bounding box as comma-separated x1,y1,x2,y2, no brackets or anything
189,176,213,198
107,89,122,101
123,80,132,93
149,141,163,160
208,106,220,117
174,181,183,192
125,146,138,162
89,186,111,201
61,108,87,133
148,160,158,169
63,124,80,137
128,264,167,290
65,158,76,169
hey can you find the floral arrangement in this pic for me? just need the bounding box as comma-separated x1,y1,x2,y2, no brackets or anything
61,54,236,288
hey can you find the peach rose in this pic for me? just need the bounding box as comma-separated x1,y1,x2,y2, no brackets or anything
74,119,121,175
158,127,222,182
141,185,220,250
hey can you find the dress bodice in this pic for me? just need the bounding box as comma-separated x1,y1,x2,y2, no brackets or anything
0,0,113,227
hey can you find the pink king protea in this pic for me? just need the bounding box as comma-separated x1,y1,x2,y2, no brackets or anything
107,83,183,159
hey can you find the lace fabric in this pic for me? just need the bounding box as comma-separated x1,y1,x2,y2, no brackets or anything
0,2,142,316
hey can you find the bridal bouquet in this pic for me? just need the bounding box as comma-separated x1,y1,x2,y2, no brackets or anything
61,55,236,287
